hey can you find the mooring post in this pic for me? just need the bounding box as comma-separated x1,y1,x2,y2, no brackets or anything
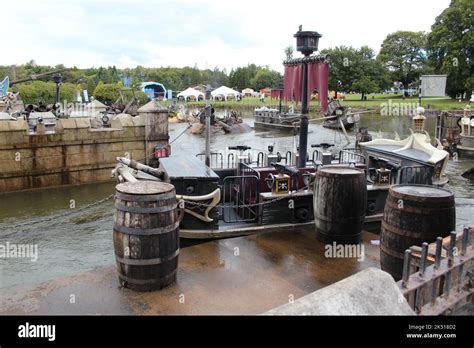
138,100,169,167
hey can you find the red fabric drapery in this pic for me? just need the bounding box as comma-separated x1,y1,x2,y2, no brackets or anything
283,62,329,113
270,89,282,99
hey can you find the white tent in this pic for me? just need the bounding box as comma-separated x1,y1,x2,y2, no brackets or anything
211,86,241,101
177,87,204,101
242,88,254,96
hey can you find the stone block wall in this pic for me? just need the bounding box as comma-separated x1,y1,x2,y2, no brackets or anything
0,115,148,192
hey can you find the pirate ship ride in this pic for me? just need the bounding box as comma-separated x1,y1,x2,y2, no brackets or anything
112,28,449,240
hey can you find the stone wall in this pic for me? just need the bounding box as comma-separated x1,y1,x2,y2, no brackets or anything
0,115,148,193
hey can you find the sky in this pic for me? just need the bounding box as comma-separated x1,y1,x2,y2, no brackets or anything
1,0,451,73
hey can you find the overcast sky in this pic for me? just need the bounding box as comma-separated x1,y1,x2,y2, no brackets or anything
2,0,451,73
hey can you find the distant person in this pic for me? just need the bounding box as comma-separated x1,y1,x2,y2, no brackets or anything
259,93,265,103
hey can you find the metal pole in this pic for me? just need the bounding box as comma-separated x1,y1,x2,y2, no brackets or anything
205,85,211,167
298,59,309,168
419,242,428,277
55,82,61,105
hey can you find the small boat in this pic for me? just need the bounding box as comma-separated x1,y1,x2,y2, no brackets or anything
359,108,449,187
457,106,474,158
322,100,359,130
254,106,300,132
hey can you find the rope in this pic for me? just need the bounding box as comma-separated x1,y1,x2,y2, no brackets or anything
169,123,192,145
8,193,115,229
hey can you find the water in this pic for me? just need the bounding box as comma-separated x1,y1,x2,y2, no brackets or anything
0,112,472,290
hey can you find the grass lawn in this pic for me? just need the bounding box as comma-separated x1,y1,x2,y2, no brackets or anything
167,94,469,111
342,93,468,110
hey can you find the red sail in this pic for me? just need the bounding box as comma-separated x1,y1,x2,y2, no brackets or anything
283,61,329,113
308,62,329,113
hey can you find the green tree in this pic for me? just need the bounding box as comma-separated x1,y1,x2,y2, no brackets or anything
321,46,390,99
250,68,282,91
427,0,473,99
93,81,121,104
16,81,76,104
229,64,258,90
377,31,428,87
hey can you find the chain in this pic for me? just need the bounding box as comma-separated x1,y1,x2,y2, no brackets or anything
8,193,115,229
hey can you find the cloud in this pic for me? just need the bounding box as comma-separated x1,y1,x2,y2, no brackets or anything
0,0,451,72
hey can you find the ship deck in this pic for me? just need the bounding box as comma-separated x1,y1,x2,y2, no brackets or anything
0,227,381,315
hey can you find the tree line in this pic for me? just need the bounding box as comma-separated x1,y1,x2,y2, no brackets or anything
0,61,284,104
322,0,472,100
1,0,470,104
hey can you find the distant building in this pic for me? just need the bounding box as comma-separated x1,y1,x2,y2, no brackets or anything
193,85,207,94
242,88,254,97
259,87,272,96
141,82,167,100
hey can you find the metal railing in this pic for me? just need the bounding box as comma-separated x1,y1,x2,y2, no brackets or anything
397,226,473,315
196,152,224,169
221,175,260,223
338,149,366,164
398,166,434,185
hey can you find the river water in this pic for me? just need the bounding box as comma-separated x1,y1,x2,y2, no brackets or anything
0,112,472,290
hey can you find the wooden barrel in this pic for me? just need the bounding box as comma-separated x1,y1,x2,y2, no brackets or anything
113,181,179,291
314,167,367,244
381,184,455,280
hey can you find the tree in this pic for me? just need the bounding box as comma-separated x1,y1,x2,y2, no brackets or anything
16,81,76,104
229,64,258,91
284,46,294,60
321,46,390,99
250,68,282,91
93,81,121,104
377,31,428,87
427,0,473,99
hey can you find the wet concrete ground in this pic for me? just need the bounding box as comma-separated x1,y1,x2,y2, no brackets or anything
0,228,380,315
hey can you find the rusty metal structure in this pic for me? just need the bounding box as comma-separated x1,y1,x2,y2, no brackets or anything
397,226,473,315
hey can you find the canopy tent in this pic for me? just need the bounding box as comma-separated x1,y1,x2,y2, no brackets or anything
211,86,241,101
241,88,254,96
177,87,205,101
141,82,167,100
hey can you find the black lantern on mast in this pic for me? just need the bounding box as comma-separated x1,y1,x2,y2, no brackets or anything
294,27,322,57
294,26,322,168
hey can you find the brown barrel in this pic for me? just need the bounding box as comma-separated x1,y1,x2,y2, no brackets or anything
113,181,179,291
314,167,367,244
381,184,455,280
